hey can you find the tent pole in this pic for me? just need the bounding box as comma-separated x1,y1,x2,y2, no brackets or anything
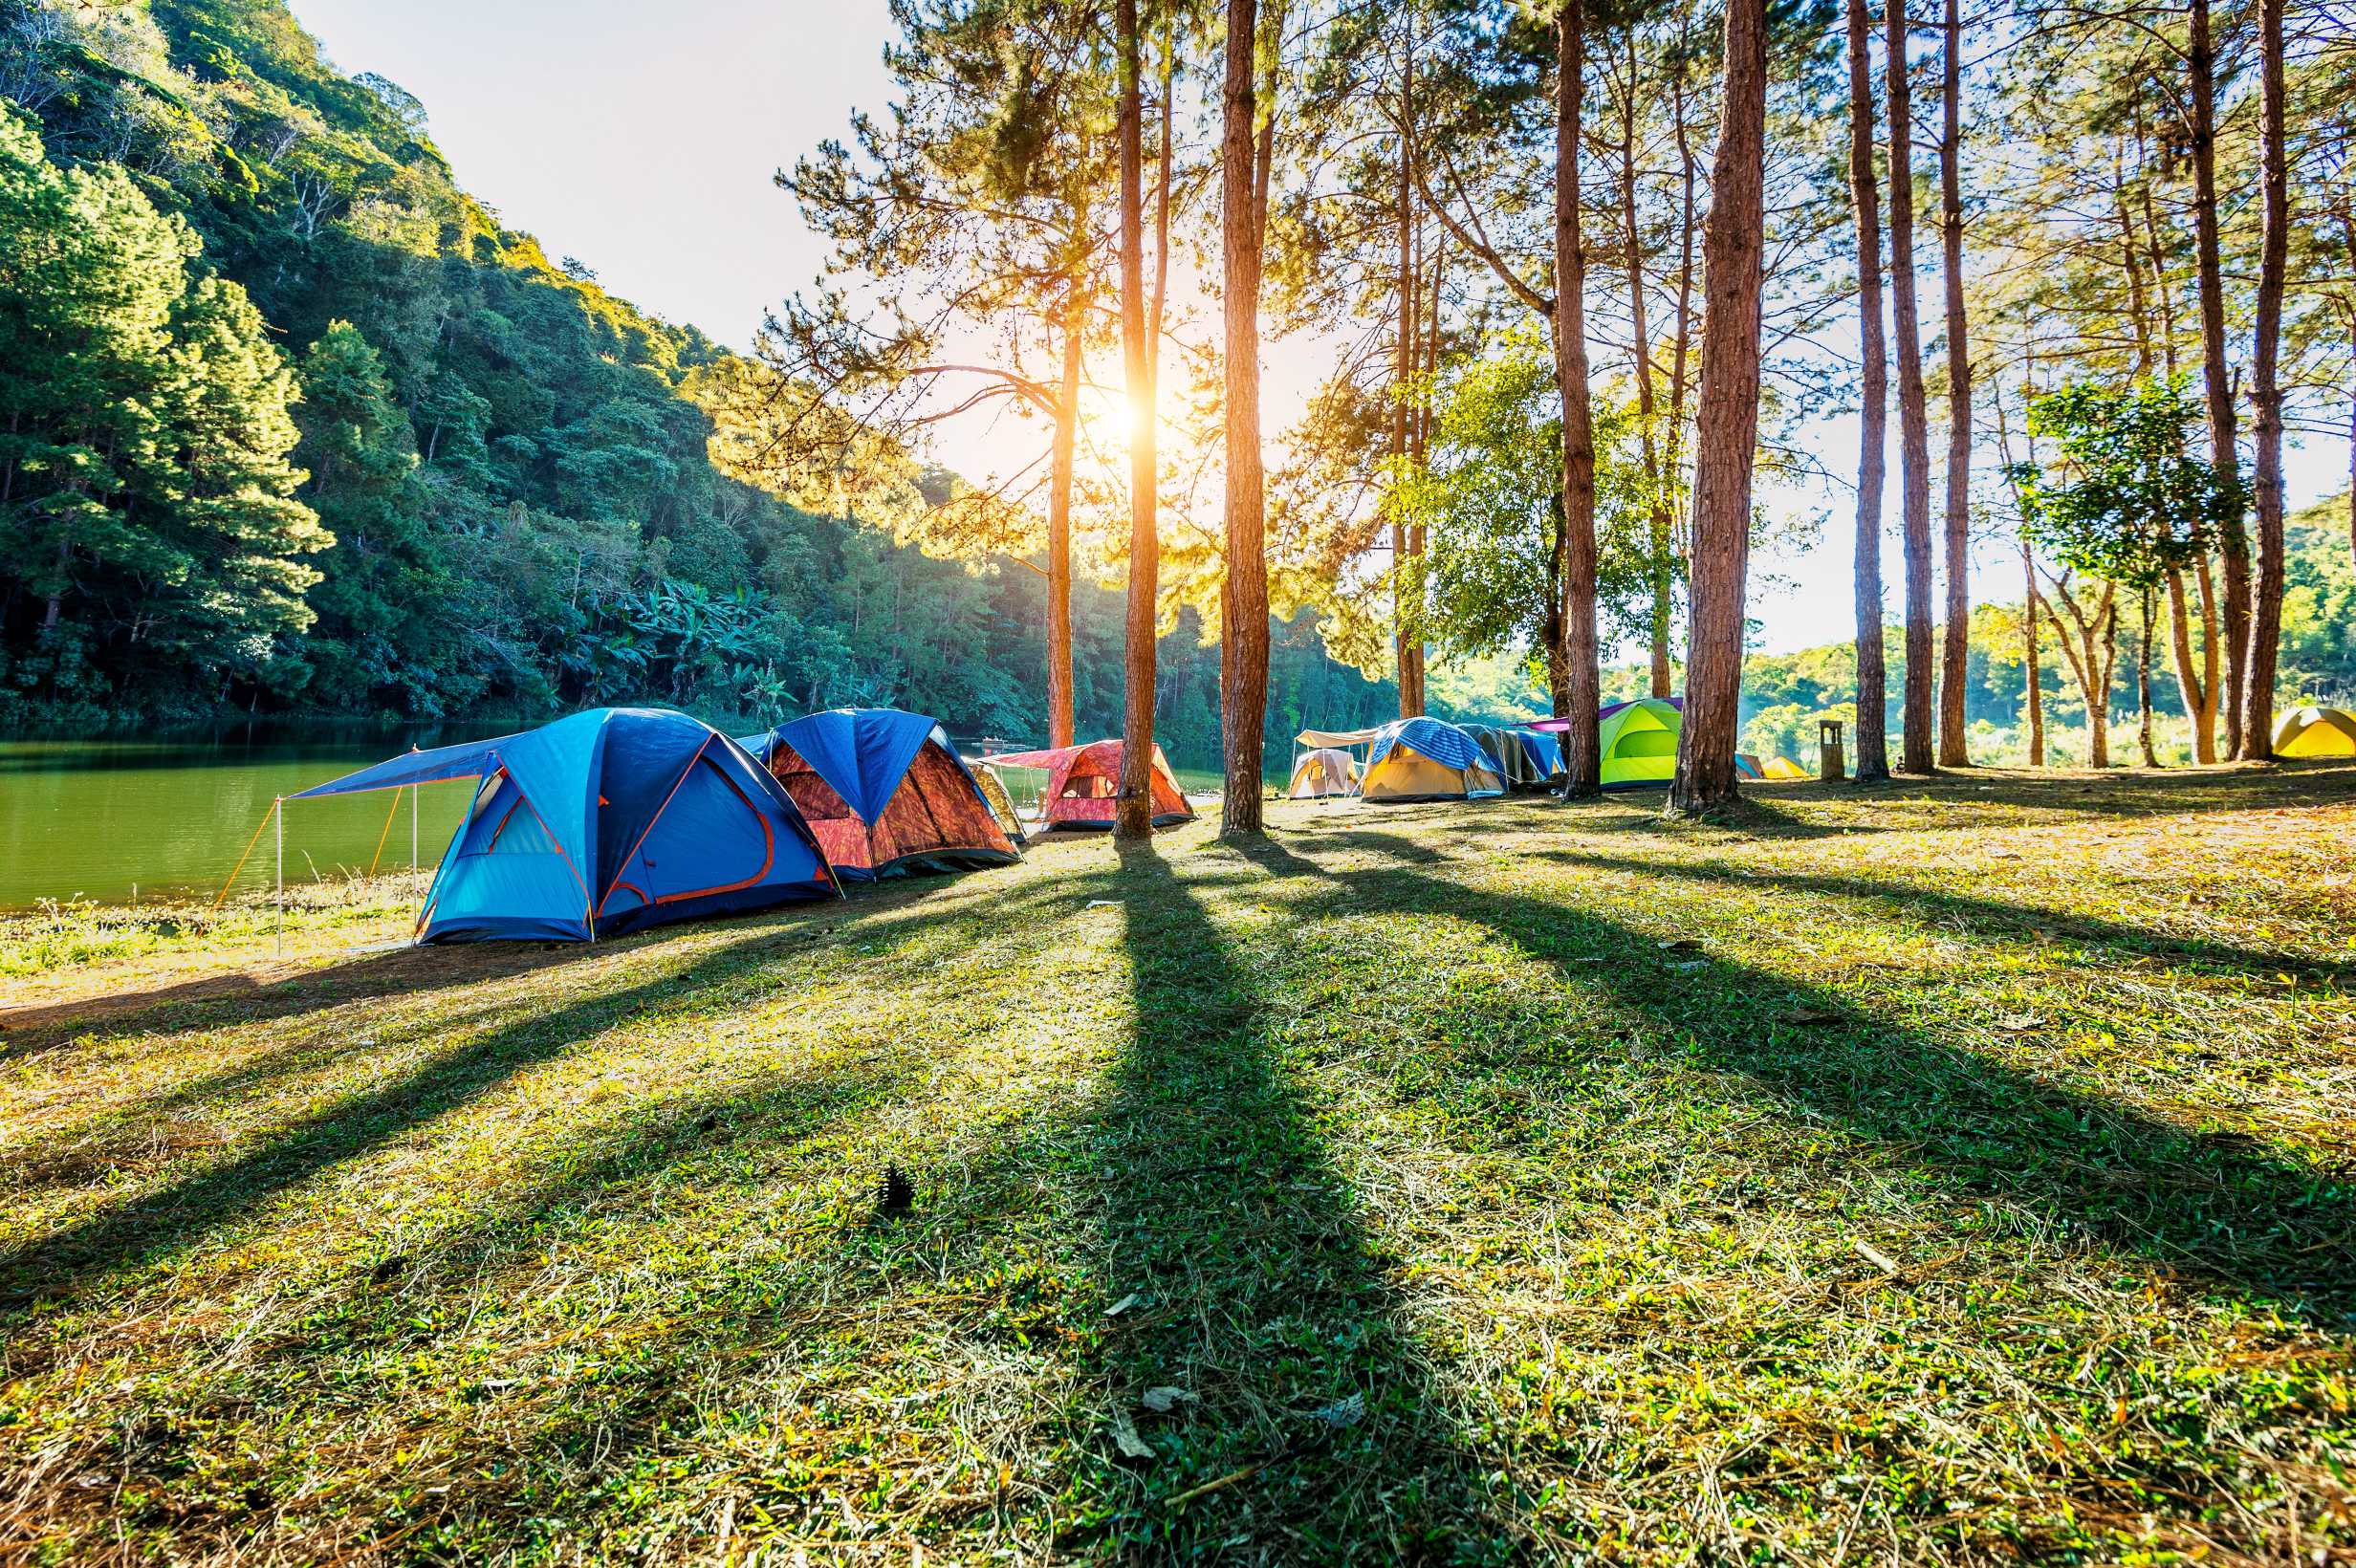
410,785,418,873
273,797,284,957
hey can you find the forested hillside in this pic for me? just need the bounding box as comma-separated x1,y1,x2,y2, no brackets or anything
0,0,1426,755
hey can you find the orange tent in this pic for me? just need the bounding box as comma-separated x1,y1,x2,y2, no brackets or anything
981,740,1194,831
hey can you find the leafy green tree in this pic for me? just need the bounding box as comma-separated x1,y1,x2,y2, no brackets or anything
2009,378,2237,766
1389,335,1656,701
147,274,329,676
0,106,318,710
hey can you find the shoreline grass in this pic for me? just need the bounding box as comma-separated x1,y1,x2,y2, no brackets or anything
3,763,2353,1563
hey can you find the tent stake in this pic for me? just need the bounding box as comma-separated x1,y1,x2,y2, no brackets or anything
273,797,284,956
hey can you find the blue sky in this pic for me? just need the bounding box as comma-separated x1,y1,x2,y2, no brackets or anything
291,0,2346,660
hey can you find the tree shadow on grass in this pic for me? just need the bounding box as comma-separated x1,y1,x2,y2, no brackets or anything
1280,852,2356,1329
0,849,1047,1055
1067,838,1515,1562
0,868,1120,1321
39,1054,924,1553
0,938,622,1056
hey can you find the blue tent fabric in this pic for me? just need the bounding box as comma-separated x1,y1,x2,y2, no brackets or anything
1366,717,1501,778
746,708,941,824
1511,728,1562,777
290,730,528,798
300,708,836,944
739,708,1021,881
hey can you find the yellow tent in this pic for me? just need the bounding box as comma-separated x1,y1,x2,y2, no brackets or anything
1762,755,1809,780
2275,706,2356,757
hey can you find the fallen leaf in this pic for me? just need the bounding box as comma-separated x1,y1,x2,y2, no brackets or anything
1104,1293,1143,1318
1086,900,1120,909
1140,1385,1196,1414
1109,1406,1154,1461
1994,1014,2047,1033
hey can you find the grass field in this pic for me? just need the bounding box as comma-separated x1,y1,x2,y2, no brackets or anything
4,764,2354,1564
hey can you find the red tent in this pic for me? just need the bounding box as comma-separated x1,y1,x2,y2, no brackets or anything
981,740,1194,831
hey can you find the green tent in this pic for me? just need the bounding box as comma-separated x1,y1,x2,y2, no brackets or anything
1600,697,1682,788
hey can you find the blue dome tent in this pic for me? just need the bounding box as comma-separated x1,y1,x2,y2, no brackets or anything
293,708,838,942
738,708,1022,880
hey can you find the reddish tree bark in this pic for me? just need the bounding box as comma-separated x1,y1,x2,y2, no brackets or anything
1845,0,1891,784
1886,0,1935,773
1935,0,1971,767
1046,298,1082,749
1219,0,1270,836
1668,0,1766,816
1393,41,1422,719
2188,0,2250,754
1114,0,1159,838
1556,0,1602,795
1617,33,1673,700
2239,0,2287,759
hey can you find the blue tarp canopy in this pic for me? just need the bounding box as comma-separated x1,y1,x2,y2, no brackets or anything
1367,716,1501,775
290,731,526,798
294,708,837,943
741,708,941,825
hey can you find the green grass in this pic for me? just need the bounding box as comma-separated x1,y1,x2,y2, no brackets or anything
3,764,2354,1563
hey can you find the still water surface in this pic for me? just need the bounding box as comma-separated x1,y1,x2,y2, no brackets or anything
0,727,507,909
0,727,1253,910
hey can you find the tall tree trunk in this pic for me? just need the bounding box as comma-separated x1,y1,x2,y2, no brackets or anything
1887,0,1936,773
1046,296,1084,749
1936,0,1972,767
2135,582,2159,767
1392,41,1421,720
1668,20,1698,553
2042,577,2113,768
2022,542,2044,766
1620,36,1674,700
2164,567,2215,761
1555,0,1602,795
2239,0,2287,761
1845,0,1892,784
1219,0,1271,837
1407,237,1441,716
1114,0,1159,840
2188,0,2250,754
1668,0,1766,817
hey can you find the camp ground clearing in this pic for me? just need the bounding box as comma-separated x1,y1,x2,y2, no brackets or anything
4,761,2354,1563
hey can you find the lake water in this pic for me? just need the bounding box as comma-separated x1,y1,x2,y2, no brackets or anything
0,727,505,909
0,728,1268,911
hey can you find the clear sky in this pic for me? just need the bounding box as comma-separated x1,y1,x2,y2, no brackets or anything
291,0,2347,660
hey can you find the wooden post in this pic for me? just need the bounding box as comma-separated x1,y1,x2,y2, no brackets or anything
1819,719,1846,781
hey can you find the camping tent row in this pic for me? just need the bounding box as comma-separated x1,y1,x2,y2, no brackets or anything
294,706,1057,945
1287,719,1563,800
